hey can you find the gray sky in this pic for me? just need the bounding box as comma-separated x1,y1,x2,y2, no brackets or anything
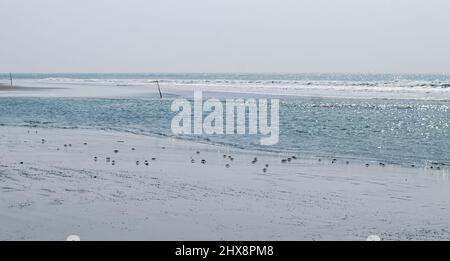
1,0,449,73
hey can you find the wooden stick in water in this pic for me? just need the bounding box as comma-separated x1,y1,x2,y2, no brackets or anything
10,72,13,87
156,80,162,99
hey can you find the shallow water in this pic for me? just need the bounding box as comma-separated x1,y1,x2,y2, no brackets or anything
0,93,448,167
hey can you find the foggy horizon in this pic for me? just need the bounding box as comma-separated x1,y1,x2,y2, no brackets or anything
1,0,450,74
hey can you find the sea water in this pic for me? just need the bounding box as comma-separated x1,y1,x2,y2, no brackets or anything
0,73,449,167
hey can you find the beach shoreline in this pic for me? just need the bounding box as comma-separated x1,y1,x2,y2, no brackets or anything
0,83,64,92
1,126,449,240
1,79,450,101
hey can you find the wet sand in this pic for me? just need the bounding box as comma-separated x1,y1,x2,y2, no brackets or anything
2,79,449,101
0,84,64,92
1,126,449,240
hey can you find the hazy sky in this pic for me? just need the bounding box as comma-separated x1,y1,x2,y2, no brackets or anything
1,0,449,73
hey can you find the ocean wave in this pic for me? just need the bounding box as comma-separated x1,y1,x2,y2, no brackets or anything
2,72,450,90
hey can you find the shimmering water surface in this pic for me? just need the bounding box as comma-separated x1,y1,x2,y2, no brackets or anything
0,84,448,166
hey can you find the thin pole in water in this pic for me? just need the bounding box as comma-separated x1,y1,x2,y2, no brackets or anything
155,80,162,99
9,72,13,87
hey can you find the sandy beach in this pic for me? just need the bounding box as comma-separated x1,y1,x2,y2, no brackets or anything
1,126,449,240
2,0,450,248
